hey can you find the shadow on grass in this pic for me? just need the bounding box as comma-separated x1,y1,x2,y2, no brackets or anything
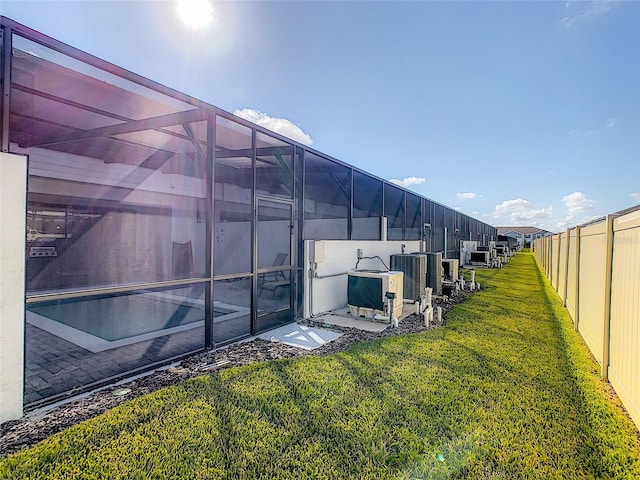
2,253,639,479
530,253,640,476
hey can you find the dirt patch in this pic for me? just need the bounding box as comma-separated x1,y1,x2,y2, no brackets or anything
0,289,474,457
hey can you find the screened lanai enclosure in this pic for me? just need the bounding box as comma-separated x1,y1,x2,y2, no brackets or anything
0,17,496,408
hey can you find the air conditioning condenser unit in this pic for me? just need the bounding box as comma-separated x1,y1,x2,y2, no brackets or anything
347,270,404,320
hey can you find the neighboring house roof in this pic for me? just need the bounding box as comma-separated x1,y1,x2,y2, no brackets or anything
579,204,640,228
497,226,553,236
614,204,640,216
498,206,639,236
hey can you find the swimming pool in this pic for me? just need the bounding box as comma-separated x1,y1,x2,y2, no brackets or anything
26,291,248,352
29,295,203,341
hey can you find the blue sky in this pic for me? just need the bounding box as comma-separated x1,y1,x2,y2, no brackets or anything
3,0,639,231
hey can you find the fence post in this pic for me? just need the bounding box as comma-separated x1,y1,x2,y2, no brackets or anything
574,225,581,332
548,236,552,279
602,215,614,382
563,228,570,306
545,237,548,276
556,234,562,292
544,237,547,274
548,235,553,288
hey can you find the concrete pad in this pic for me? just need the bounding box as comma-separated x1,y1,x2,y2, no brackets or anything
399,304,418,320
313,304,418,332
258,323,342,350
313,313,389,332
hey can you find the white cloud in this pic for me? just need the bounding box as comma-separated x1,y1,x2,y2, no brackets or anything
491,198,531,218
585,214,604,223
456,192,477,200
561,0,615,28
562,191,594,216
491,198,552,224
511,208,553,222
560,17,575,28
588,0,615,15
555,192,596,229
389,176,427,188
233,108,313,146
569,117,617,136
453,206,462,211
558,214,602,229
631,192,640,203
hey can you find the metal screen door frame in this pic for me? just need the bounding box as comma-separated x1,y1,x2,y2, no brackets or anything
253,196,294,334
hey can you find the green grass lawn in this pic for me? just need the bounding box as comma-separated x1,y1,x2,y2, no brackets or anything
2,253,639,479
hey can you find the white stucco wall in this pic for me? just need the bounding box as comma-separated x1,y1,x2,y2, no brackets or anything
304,240,421,317
0,152,27,422
460,240,479,267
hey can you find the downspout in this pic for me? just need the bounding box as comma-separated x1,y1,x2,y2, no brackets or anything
308,263,315,318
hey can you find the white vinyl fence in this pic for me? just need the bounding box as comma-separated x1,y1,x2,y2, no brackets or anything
534,209,640,430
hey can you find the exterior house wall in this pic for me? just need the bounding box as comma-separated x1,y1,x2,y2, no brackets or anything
0,16,498,419
304,240,421,317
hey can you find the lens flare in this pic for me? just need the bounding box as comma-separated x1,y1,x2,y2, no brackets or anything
176,0,214,31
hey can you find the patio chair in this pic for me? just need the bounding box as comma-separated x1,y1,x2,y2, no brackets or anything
172,241,195,278
263,253,288,281
259,253,289,298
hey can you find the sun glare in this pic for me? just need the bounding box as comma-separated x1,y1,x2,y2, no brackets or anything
176,0,214,31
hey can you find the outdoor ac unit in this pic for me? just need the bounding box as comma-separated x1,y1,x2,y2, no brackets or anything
390,254,427,301
424,252,442,295
470,251,490,265
442,259,459,281
347,270,404,320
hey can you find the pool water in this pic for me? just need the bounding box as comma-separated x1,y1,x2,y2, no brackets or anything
28,294,205,341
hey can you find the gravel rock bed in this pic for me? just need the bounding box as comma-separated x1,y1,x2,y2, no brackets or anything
1,289,475,457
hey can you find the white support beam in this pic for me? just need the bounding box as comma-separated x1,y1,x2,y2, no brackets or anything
0,152,27,423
